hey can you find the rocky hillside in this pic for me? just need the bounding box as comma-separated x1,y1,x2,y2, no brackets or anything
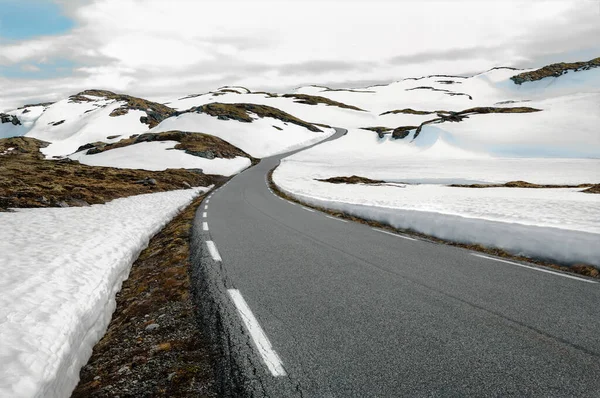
0,136,220,210
511,57,600,84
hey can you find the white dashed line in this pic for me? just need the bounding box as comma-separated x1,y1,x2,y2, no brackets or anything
204,205,208,210
228,289,287,377
206,241,222,262
206,199,210,204
302,207,315,212
471,253,597,283
202,212,207,218
202,222,209,231
374,228,417,241
326,215,347,223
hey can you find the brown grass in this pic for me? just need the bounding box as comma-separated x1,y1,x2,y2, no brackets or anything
582,184,600,194
183,102,323,132
380,108,434,116
268,169,599,279
511,57,600,84
0,137,222,211
450,180,594,190
316,175,386,185
281,93,365,111
360,126,393,135
72,193,219,397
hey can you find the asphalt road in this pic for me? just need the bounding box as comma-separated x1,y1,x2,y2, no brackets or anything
192,128,600,397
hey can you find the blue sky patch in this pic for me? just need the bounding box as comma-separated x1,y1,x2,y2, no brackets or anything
0,0,74,40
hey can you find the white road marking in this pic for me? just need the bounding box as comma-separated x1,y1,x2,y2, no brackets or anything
206,241,222,261
471,253,597,283
374,228,417,241
202,222,209,231
302,207,315,212
204,205,208,210
206,199,210,204
227,289,287,377
326,215,347,223
202,212,207,218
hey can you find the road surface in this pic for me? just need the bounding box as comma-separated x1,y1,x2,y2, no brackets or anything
191,128,600,397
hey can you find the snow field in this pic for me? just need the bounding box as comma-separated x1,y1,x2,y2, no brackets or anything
151,112,336,158
70,140,251,176
273,125,600,266
0,187,209,398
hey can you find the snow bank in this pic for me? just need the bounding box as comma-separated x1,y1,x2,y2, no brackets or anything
0,187,208,398
1,106,46,139
70,140,251,176
278,186,600,267
151,112,336,158
273,125,600,266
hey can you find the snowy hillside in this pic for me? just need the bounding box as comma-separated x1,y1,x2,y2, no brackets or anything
0,89,335,173
272,59,600,266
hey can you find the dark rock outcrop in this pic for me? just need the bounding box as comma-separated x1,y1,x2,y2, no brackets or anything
0,113,21,126
511,57,600,84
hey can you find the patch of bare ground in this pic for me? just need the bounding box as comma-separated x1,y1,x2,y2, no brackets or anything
392,106,542,140
268,170,599,279
450,180,595,190
183,102,323,132
582,184,600,194
69,90,176,128
281,93,366,111
76,130,259,165
511,57,600,84
72,192,219,397
316,175,386,185
360,126,393,138
0,137,223,211
380,108,435,116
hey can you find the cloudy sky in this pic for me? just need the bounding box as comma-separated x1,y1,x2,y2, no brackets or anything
0,0,599,110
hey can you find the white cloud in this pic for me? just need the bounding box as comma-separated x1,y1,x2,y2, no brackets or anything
1,0,599,110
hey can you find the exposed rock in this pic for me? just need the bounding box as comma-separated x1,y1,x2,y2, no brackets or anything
0,113,21,126
511,57,600,84
392,126,417,139
134,177,157,186
360,126,392,138
405,86,473,100
183,103,322,132
106,135,121,140
145,323,159,331
281,93,365,111
51,120,65,126
582,184,600,194
317,175,386,185
71,89,176,128
185,150,215,159
380,108,433,116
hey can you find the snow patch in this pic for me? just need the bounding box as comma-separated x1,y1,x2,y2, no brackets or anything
0,188,208,398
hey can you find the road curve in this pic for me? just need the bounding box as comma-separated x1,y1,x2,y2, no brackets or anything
191,127,600,397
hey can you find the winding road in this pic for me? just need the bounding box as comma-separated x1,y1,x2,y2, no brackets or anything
191,128,600,397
